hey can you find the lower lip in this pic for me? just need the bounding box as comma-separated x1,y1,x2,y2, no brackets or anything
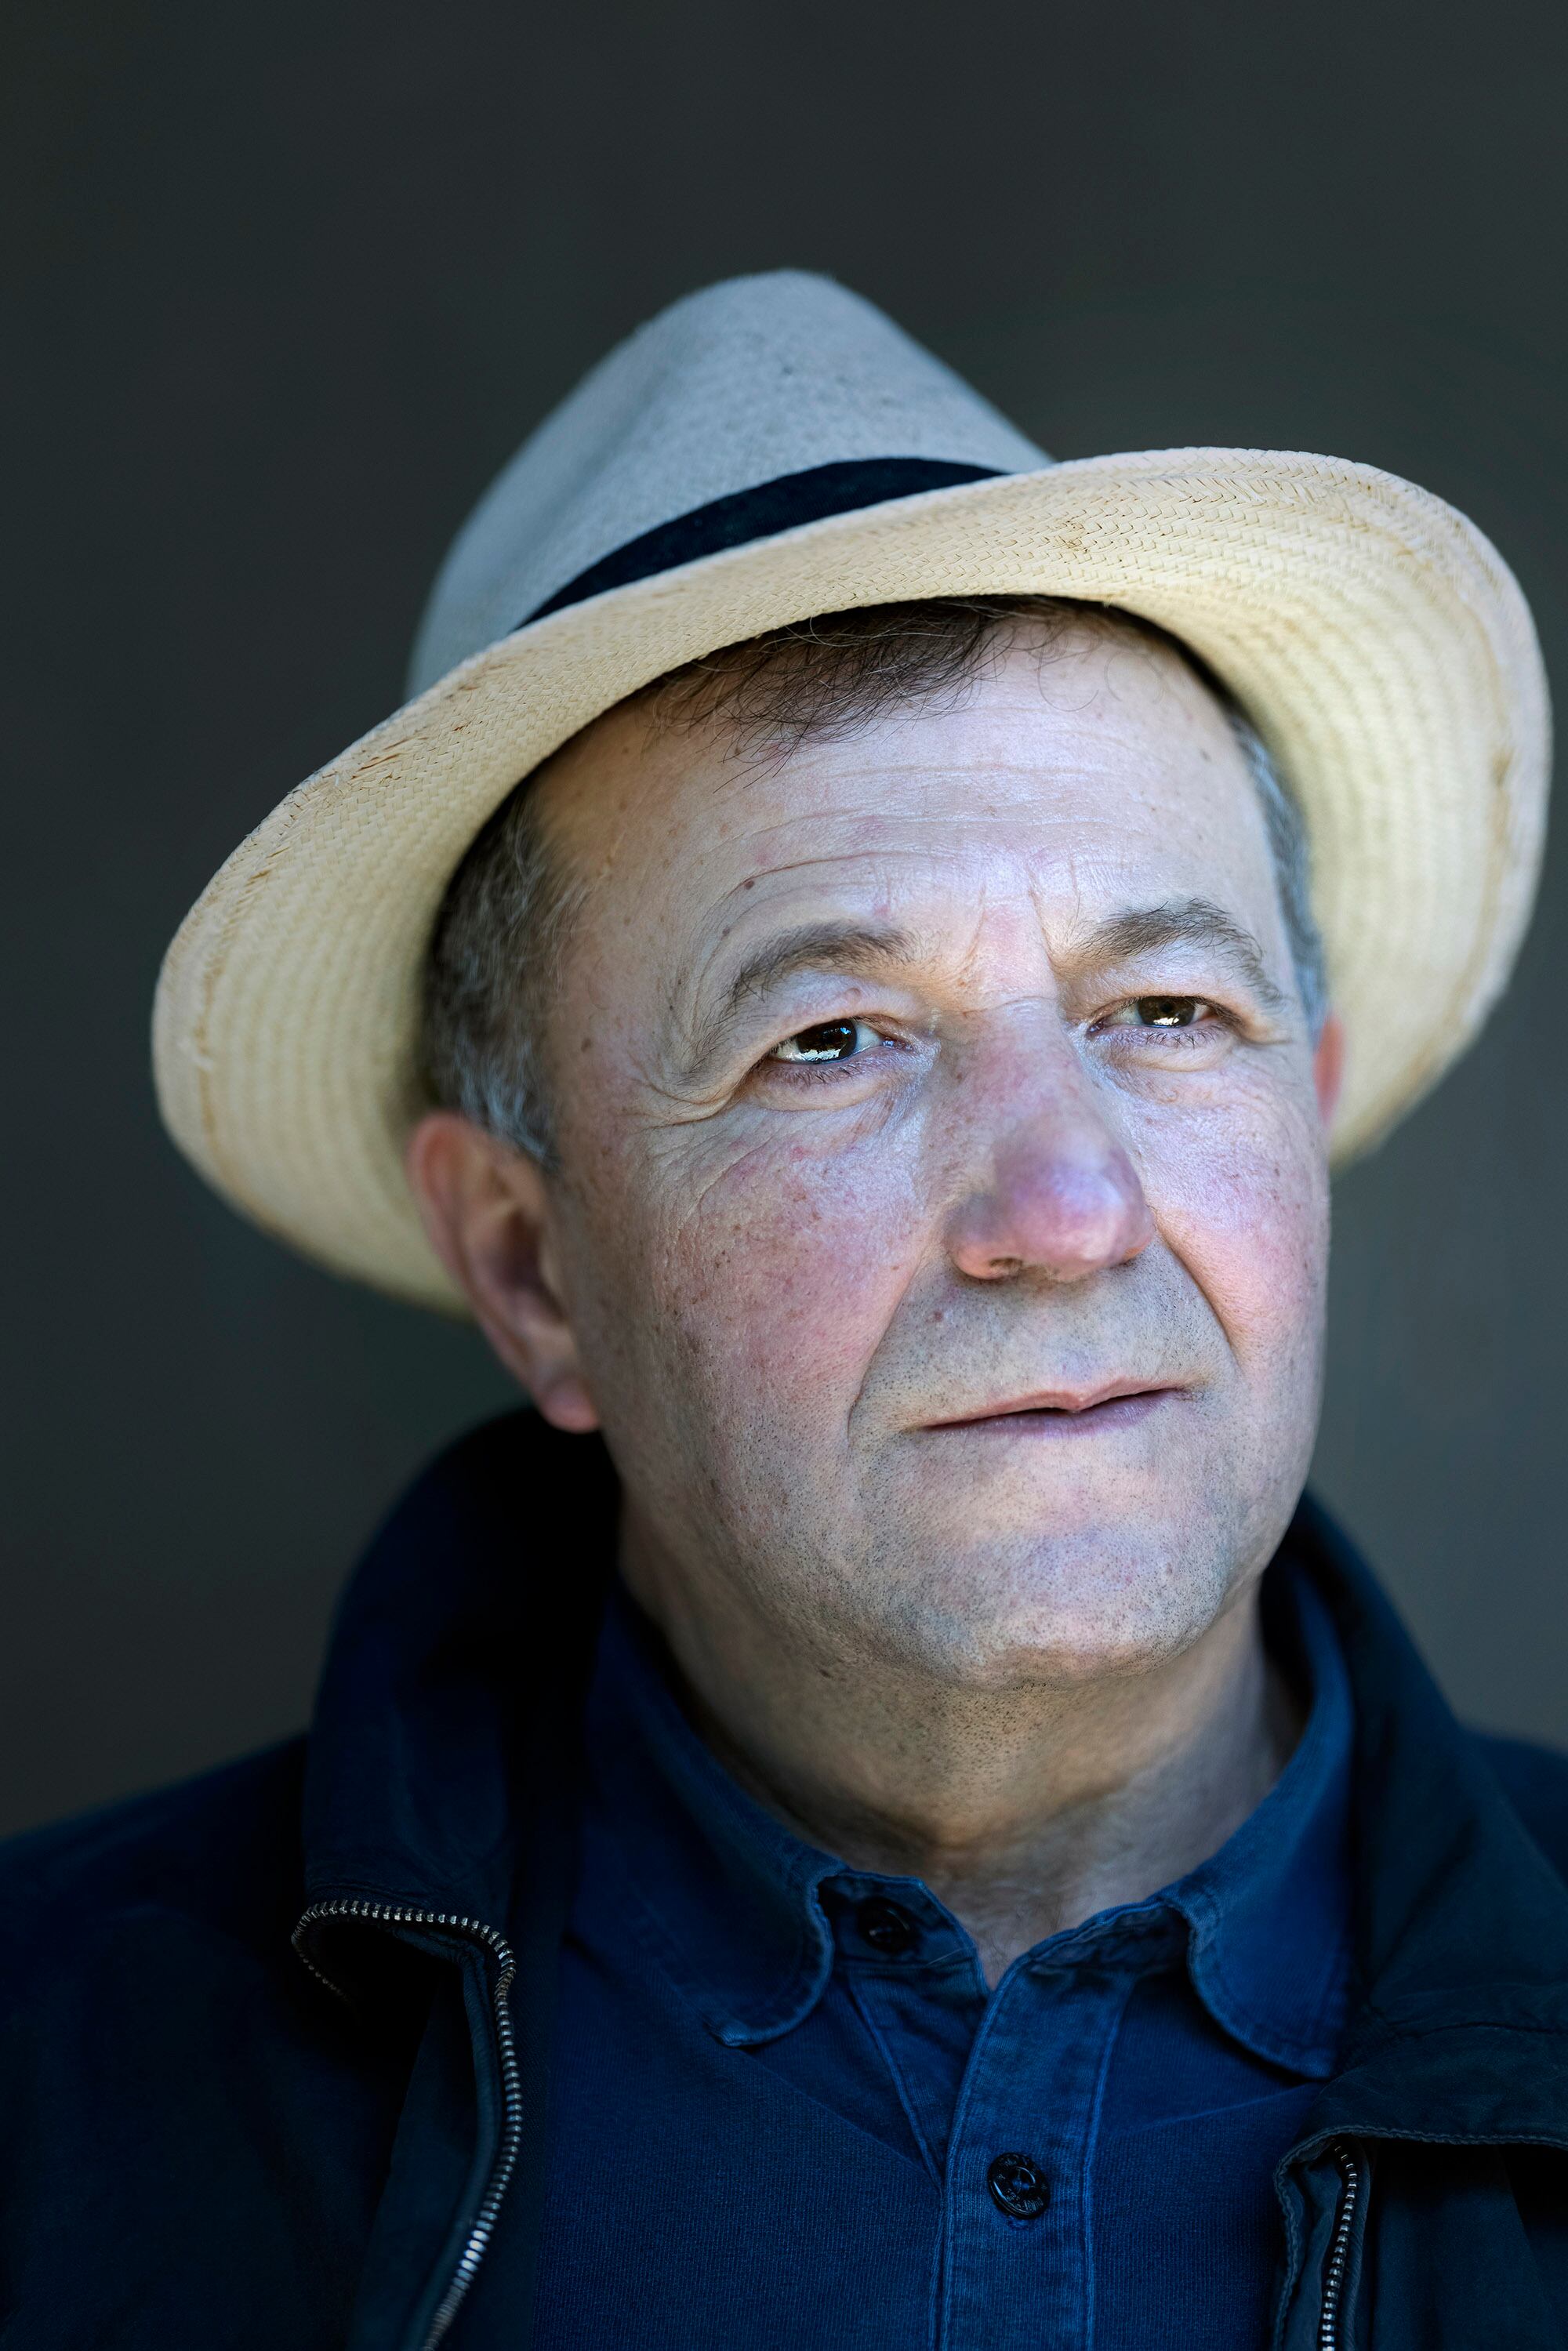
927,1390,1178,1438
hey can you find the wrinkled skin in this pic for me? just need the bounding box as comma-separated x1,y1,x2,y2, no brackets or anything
408,623,1343,1975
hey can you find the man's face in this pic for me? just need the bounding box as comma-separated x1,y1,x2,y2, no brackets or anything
510,625,1334,1689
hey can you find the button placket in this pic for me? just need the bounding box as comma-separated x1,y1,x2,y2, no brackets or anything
938,1953,1145,2349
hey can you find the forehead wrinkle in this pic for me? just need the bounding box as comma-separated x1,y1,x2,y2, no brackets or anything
663,834,949,1005
732,760,1167,829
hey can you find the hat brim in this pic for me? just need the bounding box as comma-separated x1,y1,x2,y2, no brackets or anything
154,451,1551,1312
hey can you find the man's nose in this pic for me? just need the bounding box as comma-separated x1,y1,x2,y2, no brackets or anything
945,1097,1156,1284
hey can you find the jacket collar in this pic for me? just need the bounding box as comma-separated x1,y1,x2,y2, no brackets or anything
1287,1496,1568,2149
300,1410,615,1928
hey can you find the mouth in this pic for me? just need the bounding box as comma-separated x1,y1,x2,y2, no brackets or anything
922,1380,1185,1436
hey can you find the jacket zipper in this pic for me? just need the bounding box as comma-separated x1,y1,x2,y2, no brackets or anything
1317,2139,1363,2351
294,1897,523,2350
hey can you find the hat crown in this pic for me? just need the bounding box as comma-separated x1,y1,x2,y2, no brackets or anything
408,270,1051,694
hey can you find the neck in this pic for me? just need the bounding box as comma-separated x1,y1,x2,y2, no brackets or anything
619,1525,1299,1985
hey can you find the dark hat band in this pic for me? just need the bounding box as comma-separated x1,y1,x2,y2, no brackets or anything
524,457,1003,626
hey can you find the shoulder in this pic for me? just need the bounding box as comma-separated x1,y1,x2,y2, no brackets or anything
0,1737,308,2008
0,1746,404,2341
1472,1728,1568,1881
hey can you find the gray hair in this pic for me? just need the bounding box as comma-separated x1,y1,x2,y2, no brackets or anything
1229,706,1327,1039
422,600,1327,1165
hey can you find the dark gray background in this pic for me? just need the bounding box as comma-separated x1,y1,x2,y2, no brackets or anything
5,0,1565,1837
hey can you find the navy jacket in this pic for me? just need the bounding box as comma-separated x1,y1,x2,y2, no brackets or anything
2,1410,1568,2349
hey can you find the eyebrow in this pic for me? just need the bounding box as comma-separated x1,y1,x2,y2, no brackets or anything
1076,898,1288,1010
681,896,1286,1074
684,920,919,1072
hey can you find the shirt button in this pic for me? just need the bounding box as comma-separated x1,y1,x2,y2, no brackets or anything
986,2152,1051,2220
855,1897,919,1957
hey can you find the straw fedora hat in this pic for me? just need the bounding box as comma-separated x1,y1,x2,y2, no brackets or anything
154,271,1551,1312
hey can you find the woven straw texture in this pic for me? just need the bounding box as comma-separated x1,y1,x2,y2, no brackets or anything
154,451,1549,1312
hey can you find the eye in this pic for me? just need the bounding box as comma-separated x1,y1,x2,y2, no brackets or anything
1126,996,1214,1029
1089,995,1232,1043
768,1018,881,1065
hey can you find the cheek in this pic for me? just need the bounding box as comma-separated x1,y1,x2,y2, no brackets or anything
1138,1094,1330,1371
650,1134,927,1413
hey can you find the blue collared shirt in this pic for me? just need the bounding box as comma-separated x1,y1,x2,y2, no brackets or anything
532,1562,1353,2349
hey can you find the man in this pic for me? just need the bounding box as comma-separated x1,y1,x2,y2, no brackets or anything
3,272,1566,2347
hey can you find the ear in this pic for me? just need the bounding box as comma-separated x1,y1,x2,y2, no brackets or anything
403,1112,599,1433
1312,1012,1345,1132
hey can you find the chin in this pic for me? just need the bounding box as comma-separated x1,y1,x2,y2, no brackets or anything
878,1521,1243,1694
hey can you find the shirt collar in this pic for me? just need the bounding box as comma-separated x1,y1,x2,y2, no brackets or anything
586,1552,1352,2073
584,1590,841,2044
1165,1566,1353,2075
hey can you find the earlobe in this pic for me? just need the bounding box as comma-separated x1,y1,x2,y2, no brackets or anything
1313,1013,1346,1130
402,1112,601,1433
